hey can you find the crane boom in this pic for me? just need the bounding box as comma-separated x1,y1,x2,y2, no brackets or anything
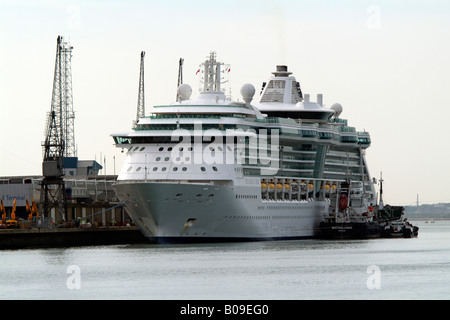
176,58,184,100
136,51,145,123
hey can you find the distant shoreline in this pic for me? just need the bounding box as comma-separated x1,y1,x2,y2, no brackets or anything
407,218,450,221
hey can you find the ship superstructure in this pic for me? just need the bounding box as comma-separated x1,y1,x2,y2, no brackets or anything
111,52,376,243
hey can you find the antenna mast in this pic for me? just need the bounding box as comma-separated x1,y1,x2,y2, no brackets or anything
379,172,384,209
198,52,230,99
202,52,222,93
136,51,145,123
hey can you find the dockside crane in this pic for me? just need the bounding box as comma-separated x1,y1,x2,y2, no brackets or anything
39,35,74,222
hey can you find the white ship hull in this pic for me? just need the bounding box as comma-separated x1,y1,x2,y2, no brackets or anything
113,182,328,243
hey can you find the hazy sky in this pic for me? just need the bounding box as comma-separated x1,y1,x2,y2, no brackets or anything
1,0,450,205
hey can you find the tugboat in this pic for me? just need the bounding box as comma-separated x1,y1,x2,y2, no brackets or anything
376,175,419,238
380,216,419,238
320,173,419,240
320,181,380,239
377,204,419,238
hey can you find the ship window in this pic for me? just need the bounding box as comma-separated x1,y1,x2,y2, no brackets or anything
136,167,142,172
182,167,187,171
140,147,145,151
153,167,158,171
168,147,173,151
127,166,133,172
162,167,167,172
173,167,178,172
188,147,193,151
133,147,139,151
159,147,164,151
212,166,218,172
201,167,206,172
164,157,170,161
156,157,161,161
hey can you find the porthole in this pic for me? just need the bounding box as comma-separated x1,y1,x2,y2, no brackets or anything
159,147,164,151
168,147,173,151
140,147,145,151
153,167,158,172
212,166,218,172
136,167,142,172
162,167,167,172
201,167,206,172
156,157,161,161
127,166,133,172
182,167,187,172
164,157,170,161
173,167,178,172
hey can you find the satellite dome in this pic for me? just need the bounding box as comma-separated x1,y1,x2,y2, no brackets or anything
177,83,192,101
330,103,343,117
240,83,255,104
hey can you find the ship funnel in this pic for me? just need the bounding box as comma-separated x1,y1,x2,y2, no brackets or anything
317,94,323,107
272,65,292,77
304,94,310,102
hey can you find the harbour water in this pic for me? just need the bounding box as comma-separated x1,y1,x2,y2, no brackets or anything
1,220,449,300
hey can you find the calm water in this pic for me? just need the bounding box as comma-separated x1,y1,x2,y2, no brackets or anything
1,220,449,300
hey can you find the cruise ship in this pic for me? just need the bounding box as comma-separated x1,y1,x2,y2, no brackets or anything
111,52,376,243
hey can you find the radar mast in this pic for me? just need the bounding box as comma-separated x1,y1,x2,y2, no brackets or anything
198,52,230,98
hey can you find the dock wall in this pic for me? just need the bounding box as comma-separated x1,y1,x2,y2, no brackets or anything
0,227,150,250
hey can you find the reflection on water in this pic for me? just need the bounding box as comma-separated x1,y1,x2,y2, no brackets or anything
0,220,449,300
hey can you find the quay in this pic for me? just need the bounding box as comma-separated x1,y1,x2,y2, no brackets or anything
0,172,151,249
0,226,149,250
